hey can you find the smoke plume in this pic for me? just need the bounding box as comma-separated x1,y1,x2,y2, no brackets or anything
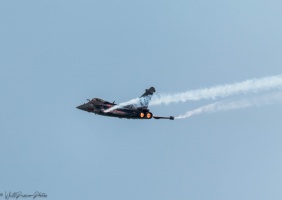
104,98,139,113
151,75,282,106
104,75,282,115
175,92,282,119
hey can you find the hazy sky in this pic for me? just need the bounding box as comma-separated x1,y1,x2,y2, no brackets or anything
1,1,282,200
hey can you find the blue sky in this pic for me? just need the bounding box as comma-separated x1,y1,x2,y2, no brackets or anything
1,1,282,200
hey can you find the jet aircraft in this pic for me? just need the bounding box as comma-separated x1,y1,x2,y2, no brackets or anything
76,87,174,120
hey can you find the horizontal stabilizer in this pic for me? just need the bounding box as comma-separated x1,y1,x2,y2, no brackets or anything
153,116,174,120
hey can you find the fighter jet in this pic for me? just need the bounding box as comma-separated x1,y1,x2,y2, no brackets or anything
76,87,174,120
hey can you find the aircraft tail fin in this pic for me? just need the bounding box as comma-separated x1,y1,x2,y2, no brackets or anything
139,87,156,107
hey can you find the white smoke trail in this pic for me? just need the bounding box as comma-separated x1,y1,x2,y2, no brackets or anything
151,75,282,106
105,75,282,113
104,98,140,113
175,92,282,119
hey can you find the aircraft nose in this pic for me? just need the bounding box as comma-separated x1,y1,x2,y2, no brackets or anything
76,104,90,111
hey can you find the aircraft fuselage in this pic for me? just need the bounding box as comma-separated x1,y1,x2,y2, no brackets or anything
76,99,153,119
76,87,174,120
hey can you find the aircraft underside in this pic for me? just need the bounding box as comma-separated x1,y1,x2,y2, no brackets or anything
95,110,153,119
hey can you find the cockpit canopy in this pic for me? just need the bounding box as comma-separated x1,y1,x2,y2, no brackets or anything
93,98,104,102
92,98,112,104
